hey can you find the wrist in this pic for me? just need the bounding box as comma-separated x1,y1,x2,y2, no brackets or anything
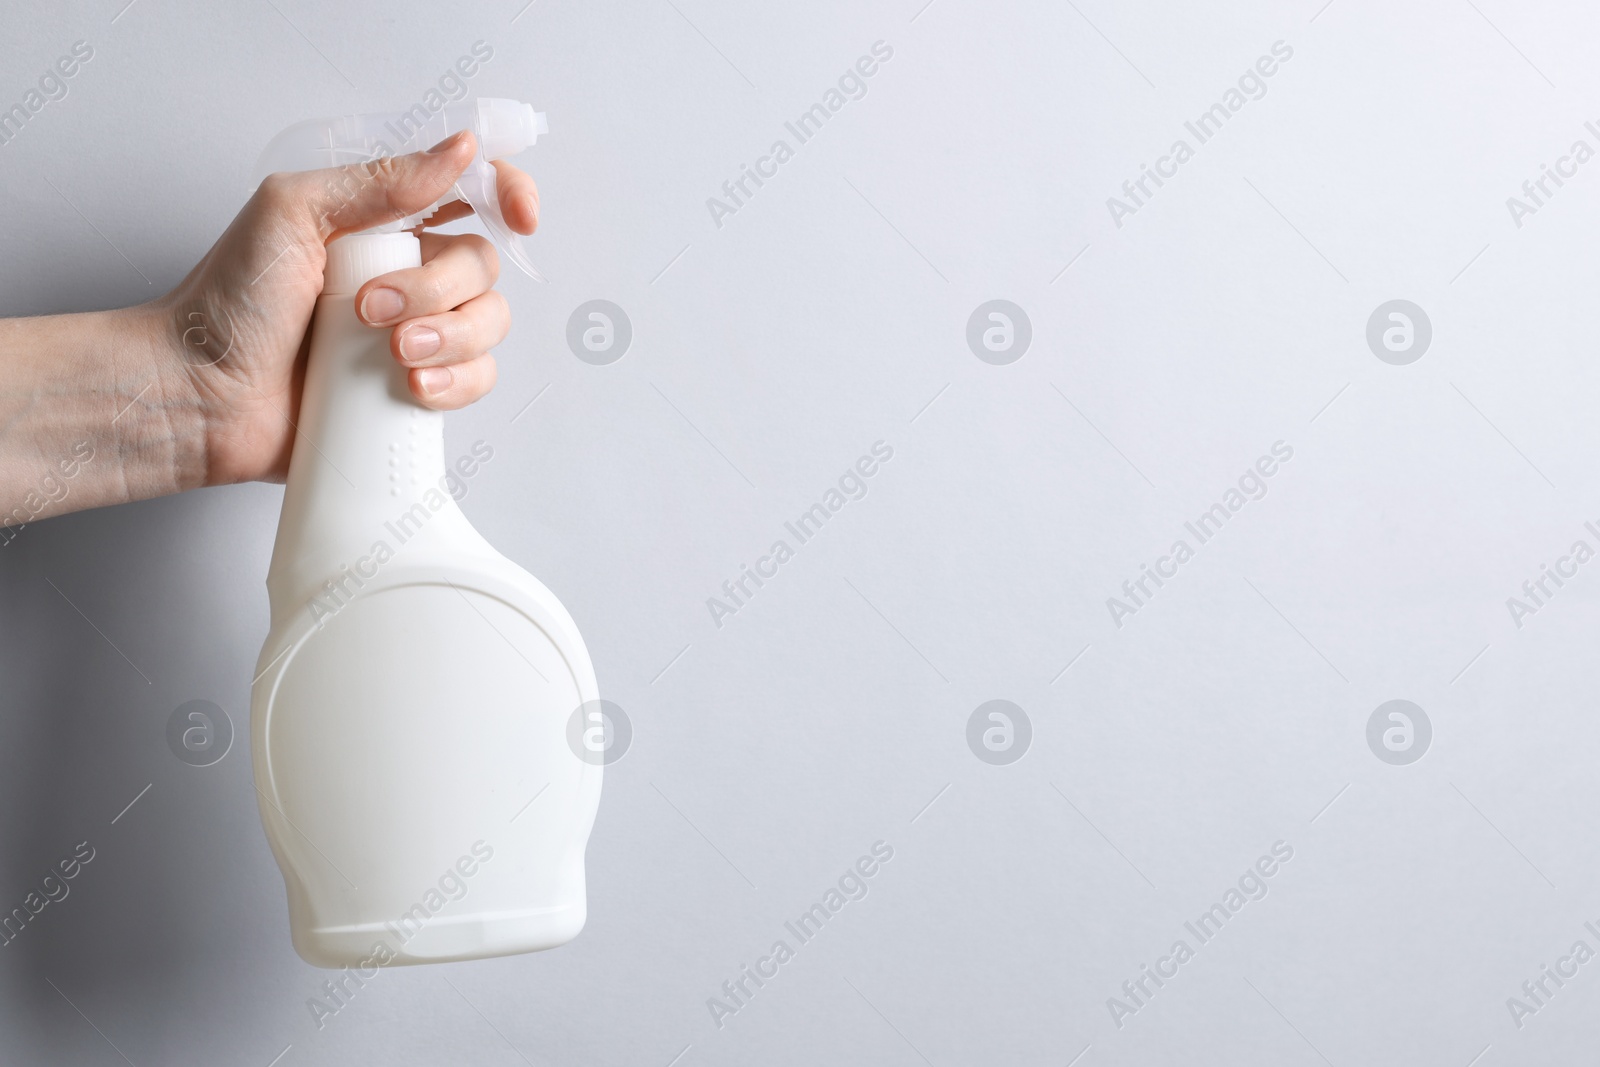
135,294,276,491
141,284,308,488
0,303,209,529
103,300,212,497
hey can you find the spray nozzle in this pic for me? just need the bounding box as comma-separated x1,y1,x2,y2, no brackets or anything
251,97,547,279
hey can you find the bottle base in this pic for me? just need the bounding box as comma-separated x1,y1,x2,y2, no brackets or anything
292,904,586,968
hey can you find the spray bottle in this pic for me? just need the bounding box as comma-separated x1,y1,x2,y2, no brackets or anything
248,99,601,967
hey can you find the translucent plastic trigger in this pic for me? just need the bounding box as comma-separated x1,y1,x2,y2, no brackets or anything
251,98,547,280
454,159,542,280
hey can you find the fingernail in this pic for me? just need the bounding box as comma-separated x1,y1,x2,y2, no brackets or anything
524,192,539,226
427,130,466,154
400,325,441,362
361,287,404,324
418,366,453,396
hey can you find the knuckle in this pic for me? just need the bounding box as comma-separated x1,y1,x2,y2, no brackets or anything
254,172,298,210
487,291,511,338
373,158,418,222
369,155,402,181
462,233,499,280
417,267,454,308
451,313,478,355
485,288,510,320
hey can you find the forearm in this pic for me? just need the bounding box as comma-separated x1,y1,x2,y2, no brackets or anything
0,305,206,530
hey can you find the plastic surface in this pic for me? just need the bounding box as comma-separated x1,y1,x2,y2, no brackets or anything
250,231,600,967
251,97,547,278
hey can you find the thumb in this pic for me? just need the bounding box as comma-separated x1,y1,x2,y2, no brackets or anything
273,130,477,242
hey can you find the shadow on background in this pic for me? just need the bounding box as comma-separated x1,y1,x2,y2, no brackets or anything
0,480,304,1062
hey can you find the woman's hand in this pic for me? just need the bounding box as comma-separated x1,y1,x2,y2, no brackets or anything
157,129,538,485
0,131,538,530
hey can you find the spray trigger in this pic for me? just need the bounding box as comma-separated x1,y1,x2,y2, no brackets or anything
252,98,548,280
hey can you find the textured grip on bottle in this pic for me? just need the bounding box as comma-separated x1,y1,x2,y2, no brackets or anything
323,233,422,295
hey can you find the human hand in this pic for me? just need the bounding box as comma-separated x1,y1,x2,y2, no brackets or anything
152,129,538,486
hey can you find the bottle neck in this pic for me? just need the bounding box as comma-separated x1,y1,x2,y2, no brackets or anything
266,234,473,625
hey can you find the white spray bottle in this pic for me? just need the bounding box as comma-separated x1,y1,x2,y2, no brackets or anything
248,99,601,967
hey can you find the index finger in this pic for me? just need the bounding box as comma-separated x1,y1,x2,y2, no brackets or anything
417,162,539,233
492,160,539,234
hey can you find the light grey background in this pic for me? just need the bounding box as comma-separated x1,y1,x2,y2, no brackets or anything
1,0,1597,1063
